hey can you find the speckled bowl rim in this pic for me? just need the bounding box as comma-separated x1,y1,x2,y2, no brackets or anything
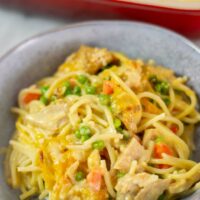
1,20,200,200
1,20,200,64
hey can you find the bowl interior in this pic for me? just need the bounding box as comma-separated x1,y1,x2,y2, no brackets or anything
0,21,200,199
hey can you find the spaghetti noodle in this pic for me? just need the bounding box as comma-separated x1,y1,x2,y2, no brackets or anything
5,45,200,200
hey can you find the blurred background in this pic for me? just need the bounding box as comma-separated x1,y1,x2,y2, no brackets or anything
1,0,200,57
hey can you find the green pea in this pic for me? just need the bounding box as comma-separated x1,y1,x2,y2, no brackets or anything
155,135,165,143
149,75,169,95
98,94,111,105
123,132,130,140
85,85,96,94
64,87,73,96
161,82,169,95
40,96,48,105
64,81,71,88
92,140,105,150
80,126,91,136
75,171,85,181
162,97,171,106
117,172,126,178
81,134,91,142
40,86,49,95
114,118,122,129
75,130,81,139
73,86,81,96
155,83,162,92
108,106,113,112
76,126,92,142
64,81,73,96
158,194,166,200
77,74,89,84
155,81,169,95
51,95,57,101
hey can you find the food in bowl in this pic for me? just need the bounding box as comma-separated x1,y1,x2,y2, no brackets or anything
5,46,200,200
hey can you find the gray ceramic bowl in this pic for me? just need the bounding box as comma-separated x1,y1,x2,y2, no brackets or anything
0,21,200,200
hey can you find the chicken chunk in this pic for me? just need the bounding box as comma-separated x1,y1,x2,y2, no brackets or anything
114,138,145,171
134,179,170,200
111,52,143,90
124,66,141,90
60,45,117,74
25,102,68,133
116,172,170,200
115,172,169,200
115,172,158,194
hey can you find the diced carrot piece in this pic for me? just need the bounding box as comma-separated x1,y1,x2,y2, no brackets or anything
154,143,174,158
87,170,102,191
69,78,76,87
172,108,179,115
141,98,161,114
158,164,171,169
23,93,40,104
170,124,178,134
103,81,113,94
154,143,174,169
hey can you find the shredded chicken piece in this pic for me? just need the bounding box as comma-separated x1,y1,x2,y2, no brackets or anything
120,63,142,90
62,45,117,74
111,87,142,133
25,102,68,132
114,138,146,171
125,70,141,89
115,172,170,200
116,172,170,200
134,179,170,200
115,172,158,193
119,104,141,133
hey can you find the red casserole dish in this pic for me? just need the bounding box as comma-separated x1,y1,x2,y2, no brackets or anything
1,0,200,37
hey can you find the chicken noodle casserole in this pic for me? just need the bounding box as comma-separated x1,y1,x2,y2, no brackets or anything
5,46,200,200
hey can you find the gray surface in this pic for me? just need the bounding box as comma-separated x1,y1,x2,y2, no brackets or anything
0,7,200,58
0,8,66,57
0,21,200,199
